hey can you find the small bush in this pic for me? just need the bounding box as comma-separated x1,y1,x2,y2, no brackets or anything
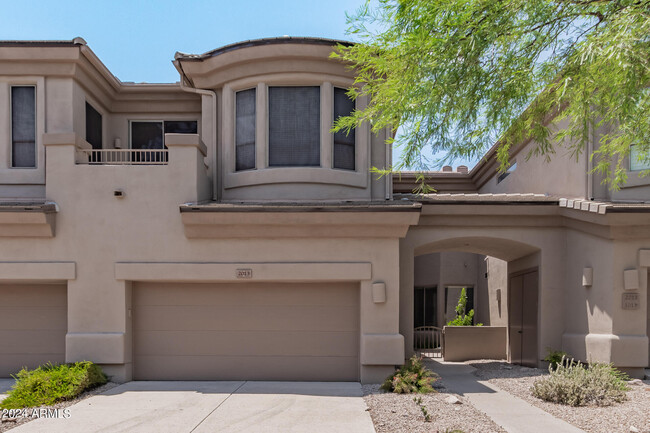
446,288,483,326
0,361,107,409
381,355,439,394
532,357,629,407
543,348,572,370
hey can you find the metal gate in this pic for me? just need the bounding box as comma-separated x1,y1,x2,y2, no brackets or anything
413,326,443,358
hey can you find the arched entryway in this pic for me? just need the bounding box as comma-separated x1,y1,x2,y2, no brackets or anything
401,231,564,368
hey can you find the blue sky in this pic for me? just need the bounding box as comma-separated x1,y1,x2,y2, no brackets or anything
0,0,477,169
0,0,366,83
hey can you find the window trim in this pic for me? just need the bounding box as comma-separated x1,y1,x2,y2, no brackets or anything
10,85,37,169
222,73,369,190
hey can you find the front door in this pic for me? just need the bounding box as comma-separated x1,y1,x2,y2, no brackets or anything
509,269,539,367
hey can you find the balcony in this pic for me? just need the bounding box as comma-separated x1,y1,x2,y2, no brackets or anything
77,149,169,165
43,132,211,209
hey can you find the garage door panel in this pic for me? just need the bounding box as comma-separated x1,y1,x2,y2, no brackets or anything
134,355,359,381
0,284,67,378
134,305,358,332
135,282,358,307
1,285,67,306
0,354,66,376
0,330,67,354
136,330,359,357
0,307,67,330
134,283,360,381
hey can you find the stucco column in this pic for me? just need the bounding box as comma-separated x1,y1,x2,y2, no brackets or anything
359,239,405,383
399,236,415,358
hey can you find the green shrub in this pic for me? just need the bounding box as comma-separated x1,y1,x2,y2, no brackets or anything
446,288,483,326
0,362,107,409
381,355,439,394
532,357,629,406
543,348,573,370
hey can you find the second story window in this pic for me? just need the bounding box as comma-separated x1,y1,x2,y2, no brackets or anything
235,88,256,171
333,87,355,170
85,102,102,150
268,86,320,167
11,86,36,168
130,120,198,149
630,145,650,171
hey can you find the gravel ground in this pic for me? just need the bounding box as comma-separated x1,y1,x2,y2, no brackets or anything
469,360,650,433
363,384,506,433
0,382,119,432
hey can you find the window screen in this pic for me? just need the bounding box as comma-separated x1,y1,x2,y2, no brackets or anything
11,86,36,168
85,102,102,150
333,87,355,170
131,122,163,149
630,146,650,171
236,88,256,171
164,121,197,134
268,86,320,167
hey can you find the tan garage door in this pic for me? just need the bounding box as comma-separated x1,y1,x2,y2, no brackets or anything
133,282,359,381
0,284,67,377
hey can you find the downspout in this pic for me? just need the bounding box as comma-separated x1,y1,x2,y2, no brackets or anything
173,57,218,201
587,122,594,200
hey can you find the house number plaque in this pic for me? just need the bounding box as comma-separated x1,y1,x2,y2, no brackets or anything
236,268,253,279
622,293,639,310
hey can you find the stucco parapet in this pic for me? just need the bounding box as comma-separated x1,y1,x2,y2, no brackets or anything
43,132,91,149
115,262,372,282
0,261,75,280
164,133,207,156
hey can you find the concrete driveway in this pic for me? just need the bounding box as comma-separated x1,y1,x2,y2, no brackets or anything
0,378,14,402
8,381,376,433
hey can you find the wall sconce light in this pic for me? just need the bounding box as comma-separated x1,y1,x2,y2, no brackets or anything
372,282,386,303
582,267,593,287
623,269,639,291
114,138,122,149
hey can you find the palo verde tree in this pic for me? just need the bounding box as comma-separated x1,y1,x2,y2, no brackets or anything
332,0,650,188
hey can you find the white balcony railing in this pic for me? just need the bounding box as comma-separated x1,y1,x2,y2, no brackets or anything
77,149,169,165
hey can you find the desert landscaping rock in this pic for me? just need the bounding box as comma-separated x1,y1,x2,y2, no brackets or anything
470,360,650,433
444,396,462,404
362,384,505,433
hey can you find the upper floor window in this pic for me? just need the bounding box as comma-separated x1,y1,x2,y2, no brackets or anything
130,120,198,149
233,84,358,172
11,86,36,168
235,88,256,171
85,102,102,150
630,145,650,171
268,86,320,167
333,87,355,170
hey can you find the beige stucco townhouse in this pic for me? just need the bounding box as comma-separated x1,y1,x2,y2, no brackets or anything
0,37,648,383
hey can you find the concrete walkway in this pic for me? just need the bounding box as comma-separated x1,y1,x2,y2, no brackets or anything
428,360,584,433
7,381,376,433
